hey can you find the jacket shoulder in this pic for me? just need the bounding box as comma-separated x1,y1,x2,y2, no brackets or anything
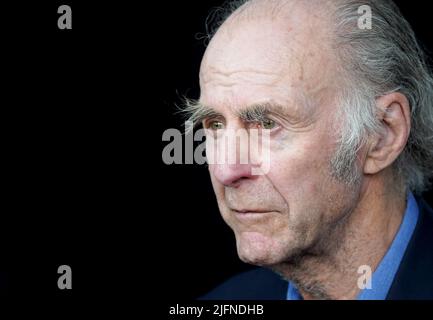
200,268,287,300
387,197,433,299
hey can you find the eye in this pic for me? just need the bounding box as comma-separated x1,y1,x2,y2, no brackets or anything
208,120,225,130
260,118,277,130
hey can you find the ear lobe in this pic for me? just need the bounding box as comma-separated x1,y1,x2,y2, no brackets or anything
363,93,411,175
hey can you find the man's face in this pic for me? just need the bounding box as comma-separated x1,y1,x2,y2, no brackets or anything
199,12,362,266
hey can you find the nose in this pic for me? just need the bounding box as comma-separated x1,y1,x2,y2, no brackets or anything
211,162,255,187
207,129,258,187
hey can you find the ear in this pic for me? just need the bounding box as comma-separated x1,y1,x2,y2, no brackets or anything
364,92,411,175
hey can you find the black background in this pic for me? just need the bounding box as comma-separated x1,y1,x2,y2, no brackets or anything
1,0,432,308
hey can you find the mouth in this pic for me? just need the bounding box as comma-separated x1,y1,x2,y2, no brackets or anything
232,209,276,220
233,209,270,214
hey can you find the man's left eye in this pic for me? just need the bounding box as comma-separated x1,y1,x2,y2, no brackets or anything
260,118,277,130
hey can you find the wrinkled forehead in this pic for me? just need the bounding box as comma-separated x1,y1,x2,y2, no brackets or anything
199,9,338,112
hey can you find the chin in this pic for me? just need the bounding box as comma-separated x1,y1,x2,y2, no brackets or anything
235,231,290,266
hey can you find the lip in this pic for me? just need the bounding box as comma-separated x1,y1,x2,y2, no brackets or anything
232,209,276,220
232,209,271,214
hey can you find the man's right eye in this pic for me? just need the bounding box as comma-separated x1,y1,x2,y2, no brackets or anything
208,121,224,130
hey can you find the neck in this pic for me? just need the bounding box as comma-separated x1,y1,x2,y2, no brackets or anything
273,173,407,300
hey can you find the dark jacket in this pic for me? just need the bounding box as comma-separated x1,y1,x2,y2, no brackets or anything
202,197,433,300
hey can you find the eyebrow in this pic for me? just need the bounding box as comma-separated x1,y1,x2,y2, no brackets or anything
189,101,292,124
237,103,290,122
184,102,223,125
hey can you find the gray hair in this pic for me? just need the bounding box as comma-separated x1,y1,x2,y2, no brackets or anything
193,0,433,193
331,0,433,193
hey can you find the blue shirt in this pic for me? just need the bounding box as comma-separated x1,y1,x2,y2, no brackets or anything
287,192,420,300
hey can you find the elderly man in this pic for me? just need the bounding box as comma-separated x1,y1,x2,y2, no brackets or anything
185,0,433,300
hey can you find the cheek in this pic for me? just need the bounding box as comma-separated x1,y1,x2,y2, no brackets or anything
265,133,338,227
270,140,332,195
